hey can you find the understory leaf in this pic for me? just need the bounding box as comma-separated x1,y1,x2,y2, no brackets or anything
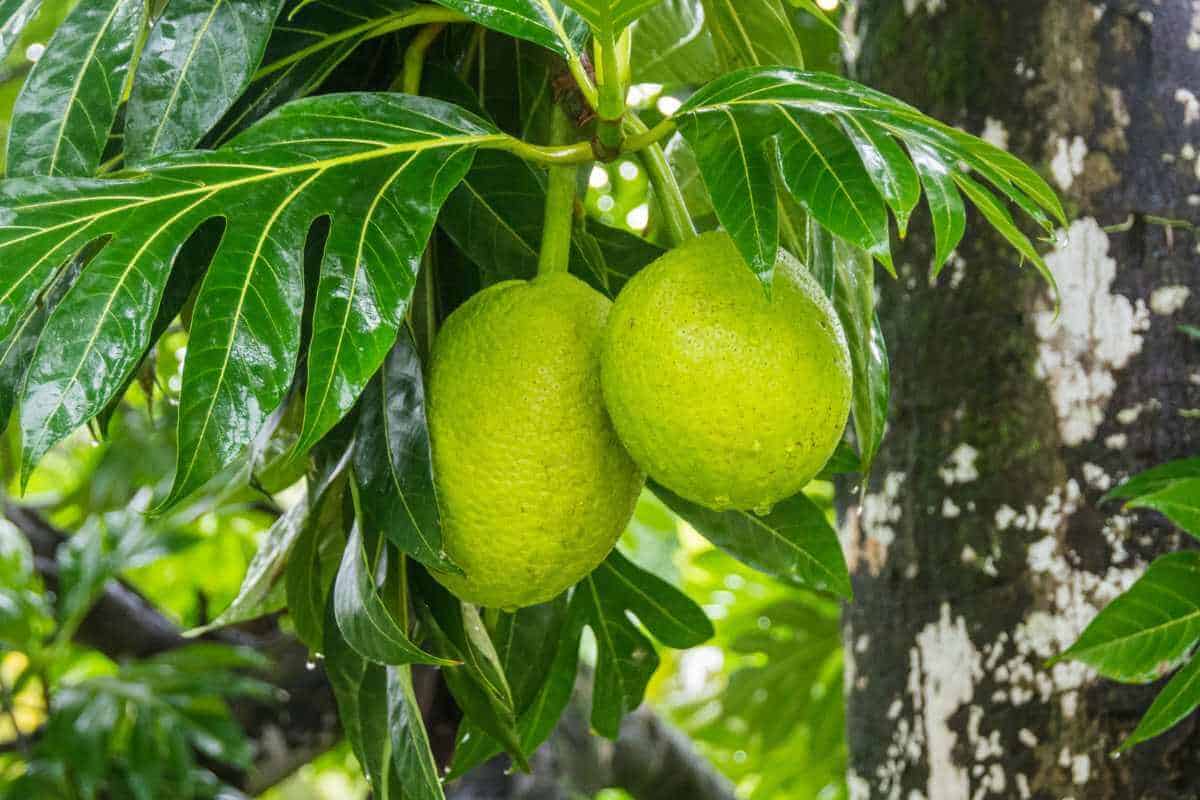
1058,551,1200,683
652,481,852,599
701,0,805,71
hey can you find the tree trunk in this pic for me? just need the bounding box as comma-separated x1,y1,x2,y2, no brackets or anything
843,1,1200,798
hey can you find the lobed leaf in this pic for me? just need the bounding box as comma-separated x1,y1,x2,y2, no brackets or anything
5,0,147,178
631,0,721,87
576,574,660,738
674,67,1063,289
1057,551,1200,683
590,548,714,649
126,0,286,163
0,93,498,496
652,481,852,599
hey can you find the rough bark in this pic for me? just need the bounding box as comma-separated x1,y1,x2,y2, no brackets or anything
842,2,1200,798
7,504,733,799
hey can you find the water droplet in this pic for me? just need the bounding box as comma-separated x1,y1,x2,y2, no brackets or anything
752,502,774,516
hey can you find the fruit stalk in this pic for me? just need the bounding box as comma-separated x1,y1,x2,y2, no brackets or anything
625,114,697,246
538,107,579,276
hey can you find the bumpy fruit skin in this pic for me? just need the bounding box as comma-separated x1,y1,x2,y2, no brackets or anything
427,272,644,609
600,232,851,512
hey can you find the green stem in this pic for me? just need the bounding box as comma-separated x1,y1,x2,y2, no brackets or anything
625,115,696,246
493,117,676,166
594,34,626,153
253,6,467,82
399,22,447,94
538,109,579,276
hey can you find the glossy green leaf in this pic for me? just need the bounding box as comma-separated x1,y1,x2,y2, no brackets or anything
817,440,862,479
572,217,665,297
0,0,41,64
284,476,347,651
324,598,392,791
789,0,840,35
591,549,713,648
838,113,921,238
439,149,543,284
293,113,484,463
447,593,575,777
652,481,852,598
388,664,447,800
953,172,1055,294
209,0,418,144
631,0,721,86
775,108,891,268
1127,480,1200,539
909,142,965,272
1058,552,1200,683
188,446,352,635
126,0,286,163
410,567,526,770
430,0,587,57
675,67,1061,287
577,573,660,738
702,0,805,70
562,0,661,37
332,525,452,666
0,253,82,431
1123,651,1200,750
6,0,146,178
676,104,779,285
353,329,460,573
831,236,888,472
0,92,495,497
1104,458,1200,504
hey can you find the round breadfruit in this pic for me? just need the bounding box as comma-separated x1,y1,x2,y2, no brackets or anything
427,272,644,609
600,231,851,513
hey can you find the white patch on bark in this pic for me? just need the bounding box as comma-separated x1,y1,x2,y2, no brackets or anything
1176,88,1195,124
1081,462,1112,491
981,117,1009,150
942,498,961,518
913,604,982,800
903,0,945,16
1150,285,1191,315
940,444,980,484
859,472,907,575
1050,136,1088,189
1035,218,1150,446
1105,433,1128,449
